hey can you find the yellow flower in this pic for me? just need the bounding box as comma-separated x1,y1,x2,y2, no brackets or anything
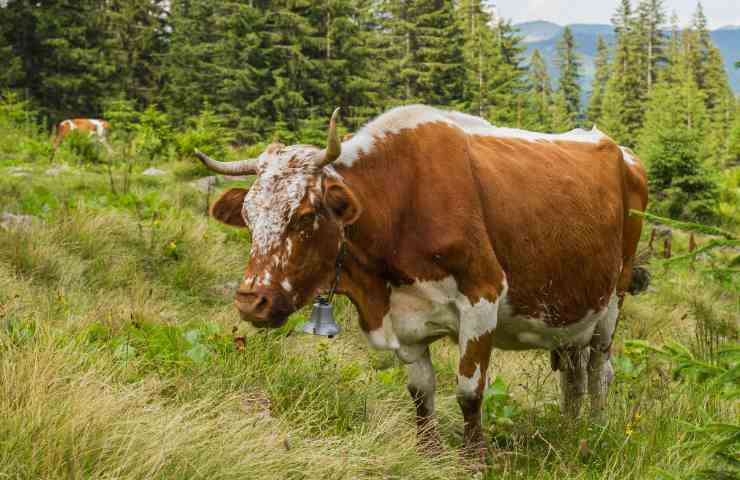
168,241,177,250
625,424,634,436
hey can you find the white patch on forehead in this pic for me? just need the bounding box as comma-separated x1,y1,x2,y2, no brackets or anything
244,146,320,256
337,104,613,167
280,279,292,292
63,119,76,130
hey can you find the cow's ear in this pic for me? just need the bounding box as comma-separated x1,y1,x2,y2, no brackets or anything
210,188,248,228
324,180,362,225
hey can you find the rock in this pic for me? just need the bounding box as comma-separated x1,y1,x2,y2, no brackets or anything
142,167,167,176
45,165,71,177
0,213,38,230
190,175,220,193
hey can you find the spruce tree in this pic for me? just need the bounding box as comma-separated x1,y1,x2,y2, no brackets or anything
378,0,465,106
550,90,575,132
554,27,581,123
103,0,169,107
525,48,552,131
0,0,115,120
602,0,644,145
587,35,610,126
635,0,667,92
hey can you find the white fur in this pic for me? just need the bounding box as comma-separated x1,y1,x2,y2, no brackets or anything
280,279,292,292
407,349,436,414
492,291,620,350
243,146,320,256
364,276,505,363
620,146,638,166
457,364,482,400
337,105,612,167
89,119,106,137
364,276,619,360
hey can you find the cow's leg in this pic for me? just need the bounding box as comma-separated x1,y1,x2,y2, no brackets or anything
407,347,441,452
554,347,589,418
457,331,494,457
588,293,620,417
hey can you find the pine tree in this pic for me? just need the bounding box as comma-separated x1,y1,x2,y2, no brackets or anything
601,0,645,145
457,0,498,116
554,27,581,122
525,48,552,130
455,2,528,125
587,35,610,126
550,90,574,132
635,0,667,92
103,0,169,107
0,0,115,120
485,19,528,126
378,0,465,106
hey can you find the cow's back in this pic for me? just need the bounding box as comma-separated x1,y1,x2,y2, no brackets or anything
469,136,636,327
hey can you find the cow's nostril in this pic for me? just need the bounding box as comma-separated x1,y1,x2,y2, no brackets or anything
255,296,269,312
235,290,272,319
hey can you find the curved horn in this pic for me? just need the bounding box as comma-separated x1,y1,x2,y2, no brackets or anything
194,150,258,176
316,107,341,168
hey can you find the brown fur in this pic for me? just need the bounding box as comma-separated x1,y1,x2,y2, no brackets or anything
209,115,649,453
52,118,110,150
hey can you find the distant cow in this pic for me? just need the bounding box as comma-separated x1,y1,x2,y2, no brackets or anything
52,118,111,154
195,105,649,457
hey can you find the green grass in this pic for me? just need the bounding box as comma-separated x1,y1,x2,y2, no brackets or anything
0,128,738,479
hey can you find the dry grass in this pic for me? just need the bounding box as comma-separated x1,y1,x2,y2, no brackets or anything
0,159,737,479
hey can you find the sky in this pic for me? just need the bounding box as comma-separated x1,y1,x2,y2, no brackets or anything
494,0,740,29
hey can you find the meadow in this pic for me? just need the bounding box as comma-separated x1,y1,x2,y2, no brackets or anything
0,114,738,480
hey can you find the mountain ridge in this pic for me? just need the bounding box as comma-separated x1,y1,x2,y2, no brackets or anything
515,21,740,94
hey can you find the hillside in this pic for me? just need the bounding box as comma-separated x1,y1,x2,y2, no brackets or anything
517,21,740,95
1,97,738,479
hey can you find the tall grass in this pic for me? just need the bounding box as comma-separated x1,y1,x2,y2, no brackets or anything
0,123,737,478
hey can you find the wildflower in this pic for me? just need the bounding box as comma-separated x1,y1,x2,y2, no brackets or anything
625,423,634,436
169,241,177,250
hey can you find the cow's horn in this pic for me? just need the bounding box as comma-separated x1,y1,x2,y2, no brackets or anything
316,108,341,168
194,150,258,176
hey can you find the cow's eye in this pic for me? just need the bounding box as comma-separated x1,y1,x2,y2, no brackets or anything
293,211,315,230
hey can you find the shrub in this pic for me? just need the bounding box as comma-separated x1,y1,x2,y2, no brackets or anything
59,129,105,164
645,127,720,222
173,105,233,162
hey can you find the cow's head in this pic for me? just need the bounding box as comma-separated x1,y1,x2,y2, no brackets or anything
196,110,361,328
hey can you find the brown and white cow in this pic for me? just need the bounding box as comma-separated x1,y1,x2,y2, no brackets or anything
195,105,648,455
52,118,111,153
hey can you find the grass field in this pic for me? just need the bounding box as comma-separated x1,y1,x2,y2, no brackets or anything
1,131,738,479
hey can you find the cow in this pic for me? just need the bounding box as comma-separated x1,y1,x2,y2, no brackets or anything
194,105,649,457
52,118,111,155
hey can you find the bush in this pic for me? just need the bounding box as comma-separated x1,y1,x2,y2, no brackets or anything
173,105,233,162
59,129,105,164
133,105,173,162
645,127,720,222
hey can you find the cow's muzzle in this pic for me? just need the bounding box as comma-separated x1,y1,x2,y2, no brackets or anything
234,288,292,328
